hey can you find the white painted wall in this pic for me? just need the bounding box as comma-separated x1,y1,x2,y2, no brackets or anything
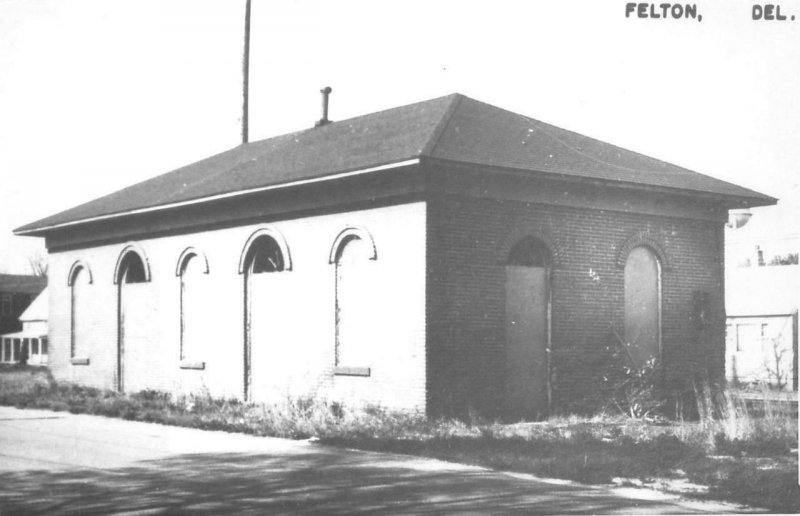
47,201,427,410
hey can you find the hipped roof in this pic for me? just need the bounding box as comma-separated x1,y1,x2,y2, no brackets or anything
16,94,776,235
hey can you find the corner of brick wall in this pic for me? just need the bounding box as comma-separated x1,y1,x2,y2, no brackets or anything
426,194,726,418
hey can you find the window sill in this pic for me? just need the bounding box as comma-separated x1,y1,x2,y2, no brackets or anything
180,360,205,370
70,357,90,366
334,366,371,377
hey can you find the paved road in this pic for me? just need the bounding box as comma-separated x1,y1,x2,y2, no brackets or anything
0,407,754,515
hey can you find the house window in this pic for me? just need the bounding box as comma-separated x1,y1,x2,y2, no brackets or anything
41,337,48,355
31,338,39,355
179,252,209,368
70,265,91,360
13,338,20,362
624,246,662,368
1,294,11,316
2,339,9,361
736,323,758,352
334,234,375,374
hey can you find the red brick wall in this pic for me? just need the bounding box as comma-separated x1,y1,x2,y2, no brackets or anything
426,194,726,417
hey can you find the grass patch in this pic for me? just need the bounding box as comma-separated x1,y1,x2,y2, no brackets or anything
325,424,703,484
0,364,426,439
1,365,797,512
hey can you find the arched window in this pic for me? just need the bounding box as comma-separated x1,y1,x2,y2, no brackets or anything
244,237,285,274
117,252,147,283
241,232,289,400
507,237,552,267
179,251,209,368
624,246,661,368
69,264,91,362
334,233,375,373
239,228,292,273
504,236,552,418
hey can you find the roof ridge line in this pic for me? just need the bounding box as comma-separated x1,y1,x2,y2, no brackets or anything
232,93,461,149
420,93,464,157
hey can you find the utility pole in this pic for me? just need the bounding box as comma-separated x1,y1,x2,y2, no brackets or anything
242,0,252,144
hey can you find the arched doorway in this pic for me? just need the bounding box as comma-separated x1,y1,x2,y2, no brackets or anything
115,247,150,392
505,237,551,419
624,246,661,368
241,233,287,400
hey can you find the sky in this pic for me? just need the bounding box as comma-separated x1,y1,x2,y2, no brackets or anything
0,0,798,273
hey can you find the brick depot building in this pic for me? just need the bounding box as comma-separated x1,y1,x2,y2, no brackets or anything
16,94,775,418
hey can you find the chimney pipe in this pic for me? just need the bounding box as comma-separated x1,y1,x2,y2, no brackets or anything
315,87,332,127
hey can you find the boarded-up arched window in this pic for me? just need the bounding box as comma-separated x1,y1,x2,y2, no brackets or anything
179,253,209,365
335,235,375,369
624,246,661,368
70,265,91,360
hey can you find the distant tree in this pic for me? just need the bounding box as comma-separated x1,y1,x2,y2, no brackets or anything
764,336,789,390
28,252,48,277
769,253,799,266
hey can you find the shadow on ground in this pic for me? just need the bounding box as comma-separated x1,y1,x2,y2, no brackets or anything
0,447,726,515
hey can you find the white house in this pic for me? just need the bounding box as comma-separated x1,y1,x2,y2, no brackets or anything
0,287,49,366
726,265,798,390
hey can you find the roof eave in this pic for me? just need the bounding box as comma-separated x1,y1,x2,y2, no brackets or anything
13,157,423,237
422,156,778,209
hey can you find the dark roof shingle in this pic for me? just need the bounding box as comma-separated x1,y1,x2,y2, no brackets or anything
0,274,47,295
16,94,775,234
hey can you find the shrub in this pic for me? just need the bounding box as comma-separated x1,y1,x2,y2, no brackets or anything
600,337,664,419
649,433,693,468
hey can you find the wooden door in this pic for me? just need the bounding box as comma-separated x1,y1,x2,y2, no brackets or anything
505,266,549,418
